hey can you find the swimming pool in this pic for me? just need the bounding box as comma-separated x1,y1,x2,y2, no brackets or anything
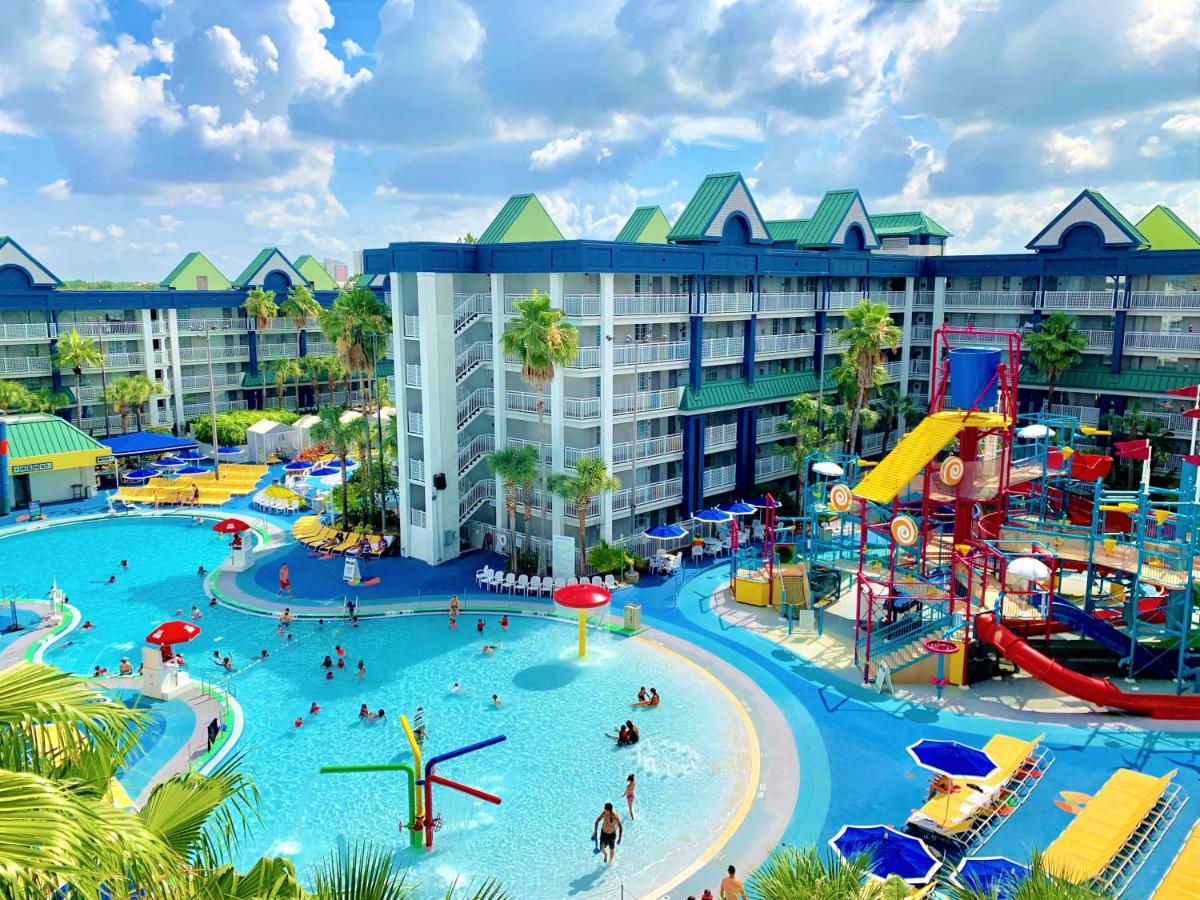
1,517,756,898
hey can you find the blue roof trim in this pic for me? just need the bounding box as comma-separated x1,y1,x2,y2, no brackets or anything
0,288,370,313
1025,189,1145,251
100,431,199,458
0,235,62,286
695,174,773,245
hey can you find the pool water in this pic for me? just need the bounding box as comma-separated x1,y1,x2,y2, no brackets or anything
0,518,753,898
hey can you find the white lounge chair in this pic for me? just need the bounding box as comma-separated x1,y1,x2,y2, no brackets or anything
516,574,530,595
501,573,517,593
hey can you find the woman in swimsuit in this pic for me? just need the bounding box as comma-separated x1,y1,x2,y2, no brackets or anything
624,774,636,820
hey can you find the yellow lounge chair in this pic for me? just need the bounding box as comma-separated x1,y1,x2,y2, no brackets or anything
329,532,363,554
1153,819,1200,899
1042,768,1177,885
969,734,1044,796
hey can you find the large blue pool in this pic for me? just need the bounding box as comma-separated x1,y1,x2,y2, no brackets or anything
0,517,753,898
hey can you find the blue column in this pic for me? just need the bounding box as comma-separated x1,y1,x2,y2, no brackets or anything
742,315,756,384
736,407,757,495
298,329,308,357
681,414,707,515
1110,310,1127,374
688,315,703,390
0,420,9,516
814,310,827,379
248,327,259,375
49,311,63,394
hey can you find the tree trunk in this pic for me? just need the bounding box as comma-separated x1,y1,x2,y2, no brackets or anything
1045,375,1056,412
507,496,518,573
847,386,866,454
339,453,349,526
536,389,548,576
135,405,143,431
74,370,83,429
120,411,129,434
522,497,533,556
361,383,375,527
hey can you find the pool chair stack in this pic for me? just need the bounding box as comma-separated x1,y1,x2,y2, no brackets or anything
1041,768,1186,897
907,734,1054,856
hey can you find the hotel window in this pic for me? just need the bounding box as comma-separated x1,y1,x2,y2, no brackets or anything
634,323,650,341
1001,277,1010,291
704,368,718,382
196,276,209,290
633,274,642,293
967,277,983,291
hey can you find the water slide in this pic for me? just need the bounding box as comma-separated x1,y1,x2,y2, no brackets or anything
1049,599,1178,679
854,410,1008,504
975,613,1200,720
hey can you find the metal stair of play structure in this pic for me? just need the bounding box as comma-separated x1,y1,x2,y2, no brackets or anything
870,610,967,676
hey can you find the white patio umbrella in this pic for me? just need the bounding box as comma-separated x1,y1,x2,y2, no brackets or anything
1016,424,1055,440
812,461,845,477
1008,556,1051,582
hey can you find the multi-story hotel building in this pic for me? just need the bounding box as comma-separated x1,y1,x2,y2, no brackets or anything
2,173,1198,566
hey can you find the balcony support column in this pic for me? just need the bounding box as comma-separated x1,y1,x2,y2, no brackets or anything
736,407,757,496
600,273,615,543
48,310,63,395
139,309,159,427
248,327,259,376
742,315,756,385
549,274,566,549
688,315,704,390
1110,310,1127,375
390,271,412,557
681,414,706,517
165,309,186,434
899,277,914,438
490,274,507,535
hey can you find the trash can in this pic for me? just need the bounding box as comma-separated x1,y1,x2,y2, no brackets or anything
948,347,1001,410
624,604,642,630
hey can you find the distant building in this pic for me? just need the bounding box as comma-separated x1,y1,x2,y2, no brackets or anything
322,258,349,284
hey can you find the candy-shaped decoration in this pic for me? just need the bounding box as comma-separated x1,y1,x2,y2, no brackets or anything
891,514,919,546
940,456,964,486
829,483,853,512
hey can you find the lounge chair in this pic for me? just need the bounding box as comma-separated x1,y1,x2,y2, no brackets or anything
330,532,363,554
1153,819,1200,899
1042,768,1178,887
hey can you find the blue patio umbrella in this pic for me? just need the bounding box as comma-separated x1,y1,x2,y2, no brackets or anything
325,458,356,468
643,523,689,540
907,739,1000,780
176,450,206,461
719,501,756,516
284,460,315,472
829,824,941,885
310,466,340,477
748,495,782,509
153,456,186,468
217,446,243,456
123,468,159,481
692,507,732,524
177,465,207,476
954,857,1028,898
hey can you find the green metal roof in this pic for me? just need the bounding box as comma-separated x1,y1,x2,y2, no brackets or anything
792,190,859,247
1020,363,1196,396
680,370,820,413
478,194,563,244
615,206,671,243
1084,190,1148,248
232,248,278,288
667,173,742,242
869,212,952,238
1027,190,1148,250
241,357,393,388
294,255,338,290
0,413,107,462
161,251,201,287
160,251,232,290
765,219,811,242
1136,206,1200,251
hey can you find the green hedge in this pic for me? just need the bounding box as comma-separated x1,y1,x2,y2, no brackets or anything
190,409,300,446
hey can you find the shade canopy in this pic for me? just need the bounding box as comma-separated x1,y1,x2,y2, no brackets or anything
145,620,201,646
123,468,159,481
829,825,940,885
310,466,340,477
1165,384,1200,399
284,460,316,471
100,431,199,459
1016,424,1055,440
643,523,689,540
812,461,845,477
954,857,1029,898
553,583,611,610
692,508,733,523
212,517,251,535
907,739,1000,780
1008,556,1051,582
718,501,756,516
748,495,781,509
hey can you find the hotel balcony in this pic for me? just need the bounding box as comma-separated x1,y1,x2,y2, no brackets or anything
1124,331,1200,354
613,293,690,319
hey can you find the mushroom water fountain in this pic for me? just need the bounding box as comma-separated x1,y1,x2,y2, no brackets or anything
553,583,611,659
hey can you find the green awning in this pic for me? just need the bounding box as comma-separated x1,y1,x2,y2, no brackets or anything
1020,364,1197,396
680,370,820,413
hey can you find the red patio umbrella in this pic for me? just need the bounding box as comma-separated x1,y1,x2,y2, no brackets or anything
212,518,250,535
145,620,202,645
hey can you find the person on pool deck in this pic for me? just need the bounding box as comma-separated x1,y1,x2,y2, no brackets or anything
927,774,956,800
358,704,371,720
118,658,133,675
624,774,636,820
720,865,747,900
278,564,293,599
499,615,509,632
321,655,333,669
592,803,623,865
345,598,357,619
449,596,460,617
93,665,108,677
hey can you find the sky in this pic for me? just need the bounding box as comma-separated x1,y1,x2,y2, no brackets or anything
0,0,1197,280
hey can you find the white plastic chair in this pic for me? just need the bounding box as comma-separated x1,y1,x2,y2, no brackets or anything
590,575,603,586
603,574,618,590
475,566,492,588
552,577,566,593
487,571,505,592
567,576,579,586
528,575,542,595
516,574,530,594
501,573,517,593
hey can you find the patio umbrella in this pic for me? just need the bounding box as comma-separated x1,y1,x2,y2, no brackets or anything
211,517,250,535
284,460,315,472
123,468,159,481
145,620,201,646
153,456,186,468
954,857,1029,898
829,825,941,885
1008,556,1051,582
907,739,999,780
748,495,781,509
812,461,845,478
1016,424,1055,440
177,450,206,461
692,508,732,525
217,446,244,456
310,466,340,477
643,523,688,540
177,466,207,476
718,501,756,516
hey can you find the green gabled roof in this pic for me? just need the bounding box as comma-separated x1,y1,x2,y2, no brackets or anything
1084,190,1148,247
294,255,338,290
680,371,820,413
1027,189,1148,250
765,218,811,242
353,273,374,288
160,251,231,290
1021,363,1196,396
233,248,276,288
0,413,107,462
869,212,952,238
667,173,741,242
478,194,564,244
1136,206,1200,251
792,190,880,248
615,206,671,243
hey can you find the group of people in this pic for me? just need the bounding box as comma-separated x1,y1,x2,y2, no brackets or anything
685,867,748,900
610,686,661,746
319,645,365,680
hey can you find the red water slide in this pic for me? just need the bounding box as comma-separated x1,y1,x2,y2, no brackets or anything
975,613,1200,720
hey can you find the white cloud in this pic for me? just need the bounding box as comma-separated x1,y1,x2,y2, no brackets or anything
49,224,105,243
670,116,764,145
206,26,258,93
37,179,72,200
244,190,348,232
530,133,589,170
1043,131,1113,171
137,213,184,232
1162,112,1200,136
1140,136,1171,159
0,177,7,188
106,224,124,238
127,240,180,255
341,38,364,59
260,35,280,73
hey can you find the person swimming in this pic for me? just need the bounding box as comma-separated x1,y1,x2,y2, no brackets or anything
451,682,460,693
120,560,128,569
625,720,640,744
222,656,233,672
82,620,95,630
293,717,303,728
614,724,630,746
260,649,269,660
482,644,496,655
118,658,133,675
492,694,501,707
357,659,365,678
197,565,207,576
335,645,346,657
636,686,647,704
359,703,371,719
499,615,509,632
321,655,333,669
325,670,334,681
93,665,108,677
208,596,217,608
309,702,320,715
336,657,345,669
107,576,116,584
374,708,386,721
633,687,660,708
190,606,202,620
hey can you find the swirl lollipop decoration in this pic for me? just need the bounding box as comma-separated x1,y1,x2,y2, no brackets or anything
940,456,965,486
890,514,919,547
829,483,853,512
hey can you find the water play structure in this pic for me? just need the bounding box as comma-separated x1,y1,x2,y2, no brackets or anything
788,324,1200,716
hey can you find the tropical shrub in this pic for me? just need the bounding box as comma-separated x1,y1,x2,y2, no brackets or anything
190,410,300,446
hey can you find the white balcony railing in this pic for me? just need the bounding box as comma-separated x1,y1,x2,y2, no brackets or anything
873,291,907,307
179,373,243,391
757,292,815,313
943,291,1035,309
0,322,50,341
506,390,547,415
1042,290,1114,310
1124,331,1200,353
756,333,816,356
613,340,690,366
861,433,885,455
562,396,598,420
706,292,754,314
563,293,601,318
705,422,738,449
756,414,788,440
503,293,533,314
453,292,490,331
911,326,933,342
883,361,903,379
178,317,247,332
701,336,744,360
407,411,424,436
612,433,683,466
458,433,495,474
460,479,496,521
409,458,425,484
635,477,683,506
913,291,935,308
1048,404,1101,426
613,293,690,318
410,507,426,528
456,341,491,380
57,320,143,338
258,343,294,360
1129,291,1199,310
828,291,866,310
405,363,422,388
176,345,249,363
910,359,931,377
614,389,679,416
457,387,493,426
0,355,54,375
756,453,797,480
569,346,600,370
182,399,247,418
1080,330,1114,351
87,352,145,370
306,341,335,356
703,464,737,493
258,316,317,331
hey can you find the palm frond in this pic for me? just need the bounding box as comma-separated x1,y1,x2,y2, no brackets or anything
308,842,414,900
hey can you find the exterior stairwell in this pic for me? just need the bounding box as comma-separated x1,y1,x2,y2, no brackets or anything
864,607,966,676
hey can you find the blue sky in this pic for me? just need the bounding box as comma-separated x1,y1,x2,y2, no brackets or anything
1,0,1197,280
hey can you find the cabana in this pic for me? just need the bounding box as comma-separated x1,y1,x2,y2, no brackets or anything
246,419,294,463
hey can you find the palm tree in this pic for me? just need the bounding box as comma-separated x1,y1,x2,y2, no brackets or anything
282,284,322,357
272,359,303,410
103,377,136,433
746,845,910,899
549,457,620,575
837,300,900,454
500,290,579,574
311,406,362,526
876,385,921,447
302,356,324,409
1026,311,1087,411
0,380,31,413
244,286,279,330
782,392,846,511
317,286,390,406
54,328,103,427
321,356,346,407
486,445,539,571
19,386,70,415
105,374,161,432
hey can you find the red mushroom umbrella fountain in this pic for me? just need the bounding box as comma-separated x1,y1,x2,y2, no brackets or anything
553,583,611,659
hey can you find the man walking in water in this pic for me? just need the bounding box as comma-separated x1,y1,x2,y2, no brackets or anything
591,802,623,865
720,865,747,899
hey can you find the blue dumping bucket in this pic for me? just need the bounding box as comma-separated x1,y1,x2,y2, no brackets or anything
948,347,1001,409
